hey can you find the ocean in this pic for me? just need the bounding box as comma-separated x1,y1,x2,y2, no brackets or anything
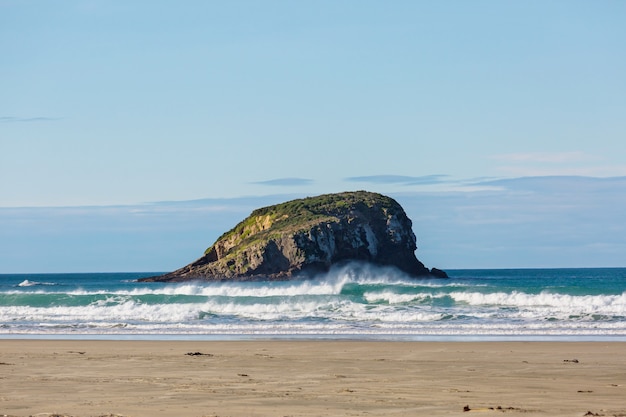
1,264,625,340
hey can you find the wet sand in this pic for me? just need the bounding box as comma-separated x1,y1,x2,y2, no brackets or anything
1,340,625,417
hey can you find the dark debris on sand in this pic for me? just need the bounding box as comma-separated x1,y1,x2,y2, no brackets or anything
186,351,214,356
463,405,527,413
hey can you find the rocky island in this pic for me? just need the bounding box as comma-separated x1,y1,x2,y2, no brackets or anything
141,191,446,282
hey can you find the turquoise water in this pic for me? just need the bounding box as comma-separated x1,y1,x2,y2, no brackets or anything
1,264,625,340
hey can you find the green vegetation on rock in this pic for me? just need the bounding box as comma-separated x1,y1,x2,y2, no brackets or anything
205,191,396,258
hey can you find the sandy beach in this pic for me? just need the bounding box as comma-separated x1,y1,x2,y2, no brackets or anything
1,340,625,417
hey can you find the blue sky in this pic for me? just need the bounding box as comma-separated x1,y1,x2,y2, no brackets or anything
1,1,625,272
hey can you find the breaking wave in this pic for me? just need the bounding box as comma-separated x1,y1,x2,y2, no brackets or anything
1,266,625,337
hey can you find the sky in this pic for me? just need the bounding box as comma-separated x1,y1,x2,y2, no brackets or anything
1,1,625,273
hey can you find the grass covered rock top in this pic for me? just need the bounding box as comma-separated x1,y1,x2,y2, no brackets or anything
142,191,446,282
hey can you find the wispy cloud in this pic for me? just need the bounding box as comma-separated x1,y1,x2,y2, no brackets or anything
253,178,314,187
472,175,626,193
487,151,626,177
490,151,589,163
0,116,61,123
495,166,626,177
345,174,449,185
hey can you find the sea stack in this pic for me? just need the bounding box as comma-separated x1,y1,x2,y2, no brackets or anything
141,191,447,282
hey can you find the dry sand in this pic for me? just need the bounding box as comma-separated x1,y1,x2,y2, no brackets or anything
1,340,625,417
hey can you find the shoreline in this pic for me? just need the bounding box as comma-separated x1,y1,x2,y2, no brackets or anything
3,333,626,342
1,340,625,417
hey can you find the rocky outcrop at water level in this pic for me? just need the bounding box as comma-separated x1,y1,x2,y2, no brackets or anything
141,191,447,282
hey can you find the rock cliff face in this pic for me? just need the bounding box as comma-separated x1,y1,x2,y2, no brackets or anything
141,191,446,282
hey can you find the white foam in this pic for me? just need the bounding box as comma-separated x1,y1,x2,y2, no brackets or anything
55,277,349,298
363,291,429,304
17,279,56,287
0,301,201,324
448,291,626,316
